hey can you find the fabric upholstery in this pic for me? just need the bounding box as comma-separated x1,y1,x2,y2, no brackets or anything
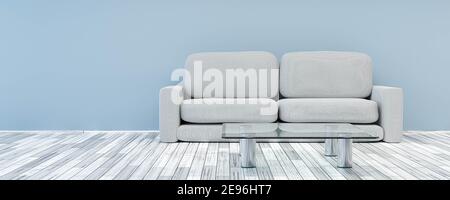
279,98,379,123
184,51,279,98
159,85,183,142
159,51,402,143
280,51,373,98
371,86,404,142
181,98,278,123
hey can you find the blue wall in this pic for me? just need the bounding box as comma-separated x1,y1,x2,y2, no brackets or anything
1,0,449,130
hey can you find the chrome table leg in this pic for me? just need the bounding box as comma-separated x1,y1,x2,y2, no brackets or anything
337,138,352,168
324,139,337,157
240,139,256,168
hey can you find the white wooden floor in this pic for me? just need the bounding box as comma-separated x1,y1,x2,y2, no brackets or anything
0,131,449,180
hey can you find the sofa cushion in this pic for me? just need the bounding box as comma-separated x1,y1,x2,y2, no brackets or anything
280,51,373,98
279,98,379,123
184,51,279,98
181,98,278,123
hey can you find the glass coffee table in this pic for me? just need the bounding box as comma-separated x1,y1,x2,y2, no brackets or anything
222,123,377,168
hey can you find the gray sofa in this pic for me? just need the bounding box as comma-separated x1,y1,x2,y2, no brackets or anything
160,51,403,143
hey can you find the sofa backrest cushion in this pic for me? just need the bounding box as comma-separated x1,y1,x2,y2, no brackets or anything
280,51,373,98
184,51,279,98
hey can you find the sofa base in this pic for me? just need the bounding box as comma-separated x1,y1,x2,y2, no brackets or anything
176,124,383,142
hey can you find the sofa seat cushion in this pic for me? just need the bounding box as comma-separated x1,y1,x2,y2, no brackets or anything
279,98,379,123
181,98,278,123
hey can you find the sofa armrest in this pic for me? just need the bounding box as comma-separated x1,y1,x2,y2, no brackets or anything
159,85,184,142
370,85,404,143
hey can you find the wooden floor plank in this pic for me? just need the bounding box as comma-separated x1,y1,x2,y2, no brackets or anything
0,134,88,179
0,131,448,180
74,134,143,180
171,143,199,180
44,135,114,180
269,143,302,180
229,143,244,180
128,140,168,180
280,143,316,180
309,143,364,180
290,143,331,180
259,143,288,180
100,134,157,180
310,143,381,180
201,143,218,180
216,143,230,180
186,143,208,180
352,144,403,180
254,144,274,180
157,143,189,180
299,143,346,180
143,143,179,179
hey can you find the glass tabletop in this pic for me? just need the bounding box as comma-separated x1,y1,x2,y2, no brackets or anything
222,123,377,139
